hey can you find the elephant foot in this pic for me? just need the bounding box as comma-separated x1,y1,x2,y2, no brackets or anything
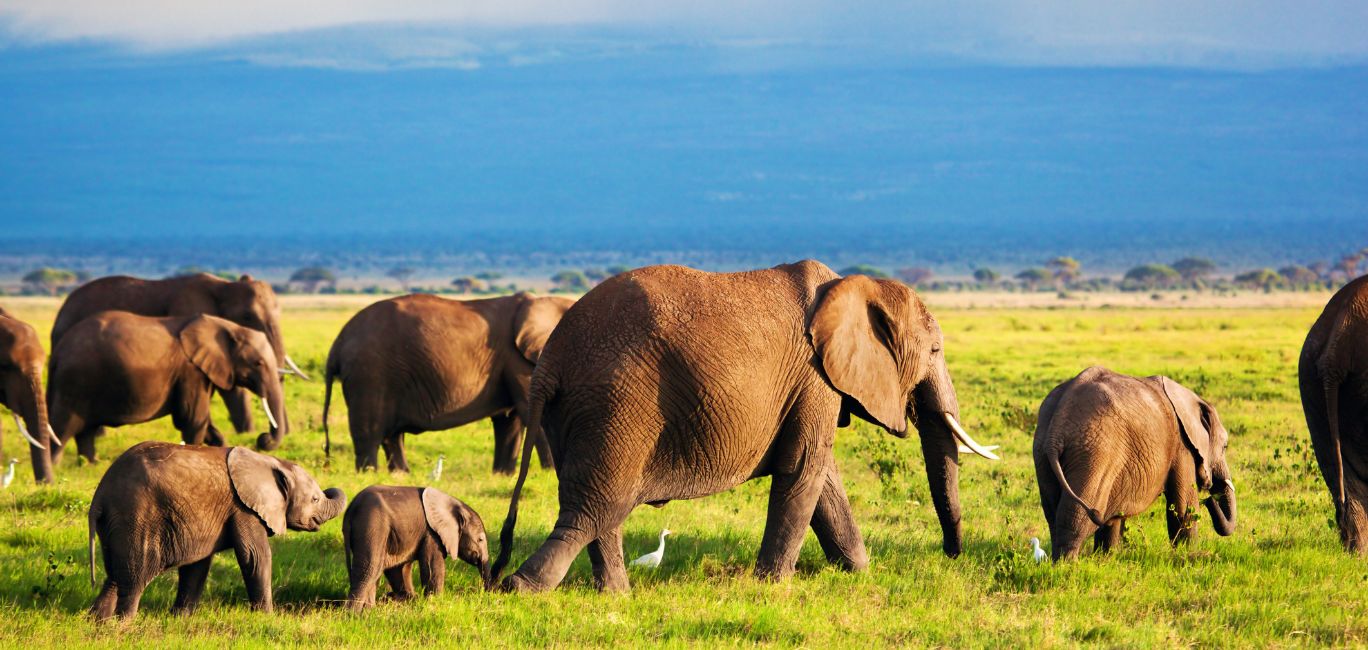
752,563,796,583
499,573,552,594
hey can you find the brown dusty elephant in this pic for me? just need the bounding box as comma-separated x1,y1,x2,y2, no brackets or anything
88,441,346,620
51,273,307,444
48,312,287,465
1300,274,1368,552
343,485,491,611
1033,366,1237,560
492,261,998,593
323,292,572,473
0,307,58,483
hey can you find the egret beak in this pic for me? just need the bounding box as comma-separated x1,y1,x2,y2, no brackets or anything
944,413,999,460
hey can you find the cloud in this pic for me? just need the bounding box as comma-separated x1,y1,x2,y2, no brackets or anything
0,0,1365,67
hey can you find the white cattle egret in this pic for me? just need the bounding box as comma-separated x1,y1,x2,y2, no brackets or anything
2,459,17,488
631,529,672,568
429,455,445,482
1030,537,1047,563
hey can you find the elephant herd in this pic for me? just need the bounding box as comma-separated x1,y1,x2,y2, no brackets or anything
0,263,1366,620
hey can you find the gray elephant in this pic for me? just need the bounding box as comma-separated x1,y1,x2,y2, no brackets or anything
1300,274,1368,552
51,273,307,442
1033,367,1237,560
88,441,346,620
0,306,57,483
48,312,287,465
324,292,572,473
343,485,491,611
493,261,998,593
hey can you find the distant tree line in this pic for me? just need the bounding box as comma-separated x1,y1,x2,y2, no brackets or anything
7,247,1366,297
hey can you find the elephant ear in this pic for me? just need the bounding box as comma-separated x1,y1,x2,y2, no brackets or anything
179,315,236,391
1158,376,1214,490
808,275,907,434
227,447,288,536
421,488,465,558
513,295,572,365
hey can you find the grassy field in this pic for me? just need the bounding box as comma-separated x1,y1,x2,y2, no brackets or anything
0,294,1361,647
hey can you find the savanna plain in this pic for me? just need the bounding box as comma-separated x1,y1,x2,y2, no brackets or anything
0,293,1362,647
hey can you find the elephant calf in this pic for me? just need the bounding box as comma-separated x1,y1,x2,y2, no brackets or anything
1033,367,1237,560
343,485,491,610
88,442,346,620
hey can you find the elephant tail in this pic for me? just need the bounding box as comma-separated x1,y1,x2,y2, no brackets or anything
490,381,551,585
87,501,99,588
1048,448,1110,527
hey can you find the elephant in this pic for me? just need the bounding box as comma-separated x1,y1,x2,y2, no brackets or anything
87,441,346,620
48,312,288,465
323,292,572,473
1033,366,1237,560
343,485,491,611
51,273,307,445
0,307,58,483
1300,274,1368,552
491,260,998,593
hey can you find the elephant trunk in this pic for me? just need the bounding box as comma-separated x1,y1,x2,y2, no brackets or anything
913,363,966,558
23,370,55,484
480,558,494,591
1205,474,1237,536
317,487,348,524
255,377,288,451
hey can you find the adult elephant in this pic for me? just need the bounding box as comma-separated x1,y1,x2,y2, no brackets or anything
48,312,288,464
492,261,998,593
323,292,572,473
0,307,58,483
1301,274,1368,552
51,273,307,447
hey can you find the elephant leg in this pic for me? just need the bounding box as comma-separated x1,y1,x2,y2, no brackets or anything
172,557,213,614
809,464,868,571
90,578,118,621
418,538,447,596
221,386,255,434
503,509,611,593
383,433,410,474
1051,500,1095,561
385,563,415,600
205,423,227,447
232,514,274,612
49,408,85,466
1165,476,1200,546
346,542,384,611
1093,519,1125,553
587,525,630,593
491,412,521,474
755,436,833,581
114,578,150,620
75,426,102,463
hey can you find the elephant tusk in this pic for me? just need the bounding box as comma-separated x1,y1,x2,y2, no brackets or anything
261,397,279,431
958,444,999,455
283,355,310,381
944,412,999,460
48,423,62,445
13,414,44,449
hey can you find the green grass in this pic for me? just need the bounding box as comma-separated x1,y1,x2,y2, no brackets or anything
1,298,1363,647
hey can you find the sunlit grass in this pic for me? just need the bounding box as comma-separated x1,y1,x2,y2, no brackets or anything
0,297,1361,646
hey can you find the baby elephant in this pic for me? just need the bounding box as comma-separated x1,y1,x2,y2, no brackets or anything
88,442,347,620
343,485,491,610
1033,367,1237,560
